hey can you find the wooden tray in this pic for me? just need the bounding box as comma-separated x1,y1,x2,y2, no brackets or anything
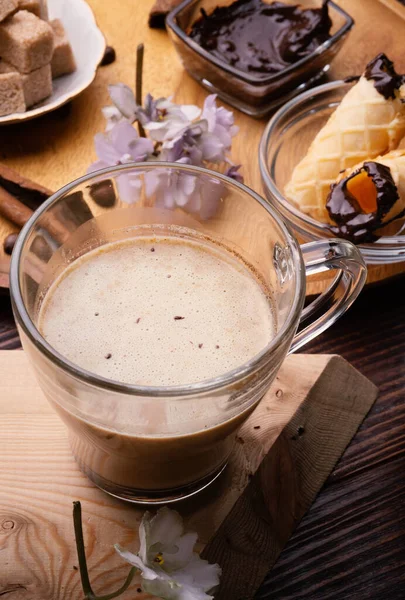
0,350,378,598
0,0,405,295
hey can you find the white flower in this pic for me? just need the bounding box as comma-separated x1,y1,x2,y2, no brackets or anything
115,507,221,600
144,98,201,143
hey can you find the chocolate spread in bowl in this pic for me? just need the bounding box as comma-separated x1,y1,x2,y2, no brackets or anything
188,0,332,75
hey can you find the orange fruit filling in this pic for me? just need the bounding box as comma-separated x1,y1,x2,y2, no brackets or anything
346,170,378,214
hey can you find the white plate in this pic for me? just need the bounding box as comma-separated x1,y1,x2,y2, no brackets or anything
0,0,106,125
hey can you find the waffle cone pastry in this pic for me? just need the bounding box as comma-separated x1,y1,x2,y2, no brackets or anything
326,149,405,243
285,54,405,222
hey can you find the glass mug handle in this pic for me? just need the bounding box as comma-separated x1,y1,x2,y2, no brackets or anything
289,239,367,353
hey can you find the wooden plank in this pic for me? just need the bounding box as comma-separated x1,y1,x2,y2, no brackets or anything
0,0,404,294
202,356,378,599
0,350,378,598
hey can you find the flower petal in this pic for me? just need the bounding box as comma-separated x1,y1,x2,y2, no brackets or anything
109,121,140,156
102,105,124,132
108,83,137,120
116,173,142,204
163,532,198,571
198,178,224,220
138,511,150,563
224,164,243,184
199,132,225,163
94,133,120,165
144,169,165,197
149,507,184,548
176,554,221,593
175,583,215,600
129,136,154,161
143,576,182,600
180,104,201,121
87,160,108,174
144,120,172,142
114,544,158,581
201,99,216,132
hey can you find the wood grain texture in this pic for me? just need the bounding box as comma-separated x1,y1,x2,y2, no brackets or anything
201,356,377,600
256,275,405,599
0,234,403,599
0,351,376,599
0,0,404,294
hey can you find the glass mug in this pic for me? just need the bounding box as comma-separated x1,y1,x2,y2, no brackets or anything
10,163,366,504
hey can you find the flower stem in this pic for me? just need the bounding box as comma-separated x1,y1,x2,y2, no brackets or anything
92,569,137,600
73,501,94,598
73,501,137,600
136,43,146,137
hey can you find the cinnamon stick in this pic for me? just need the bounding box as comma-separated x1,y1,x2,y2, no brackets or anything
0,162,51,211
148,0,184,28
0,186,69,255
0,186,34,228
0,256,10,290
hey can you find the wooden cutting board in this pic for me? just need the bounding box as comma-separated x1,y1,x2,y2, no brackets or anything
0,350,378,599
0,0,405,294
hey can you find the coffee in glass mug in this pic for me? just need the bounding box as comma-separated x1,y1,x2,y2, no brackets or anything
10,164,366,503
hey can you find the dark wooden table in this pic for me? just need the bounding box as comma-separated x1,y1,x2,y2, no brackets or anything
1,276,404,599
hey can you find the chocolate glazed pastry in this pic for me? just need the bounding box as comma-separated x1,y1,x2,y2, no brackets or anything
326,162,404,243
188,0,332,75
364,52,405,100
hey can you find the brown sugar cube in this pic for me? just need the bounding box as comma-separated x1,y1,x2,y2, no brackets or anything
0,10,54,73
22,63,52,107
50,18,76,78
0,59,52,107
0,72,25,116
17,0,40,17
0,57,14,73
0,0,17,22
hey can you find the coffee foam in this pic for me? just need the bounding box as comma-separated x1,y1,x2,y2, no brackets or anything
39,235,276,386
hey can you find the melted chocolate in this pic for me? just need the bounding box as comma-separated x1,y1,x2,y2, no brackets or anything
343,75,360,84
364,53,405,100
326,162,401,243
188,0,332,75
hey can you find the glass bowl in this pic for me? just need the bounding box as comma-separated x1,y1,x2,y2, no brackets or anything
166,0,354,117
259,80,405,265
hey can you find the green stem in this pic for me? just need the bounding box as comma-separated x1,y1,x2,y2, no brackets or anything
93,568,137,600
136,43,146,138
73,501,138,600
73,501,94,598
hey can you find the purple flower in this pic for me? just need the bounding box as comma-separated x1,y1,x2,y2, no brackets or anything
198,95,239,163
145,166,224,220
160,122,206,166
224,164,244,184
135,93,159,125
88,121,154,203
159,95,239,166
91,87,242,212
